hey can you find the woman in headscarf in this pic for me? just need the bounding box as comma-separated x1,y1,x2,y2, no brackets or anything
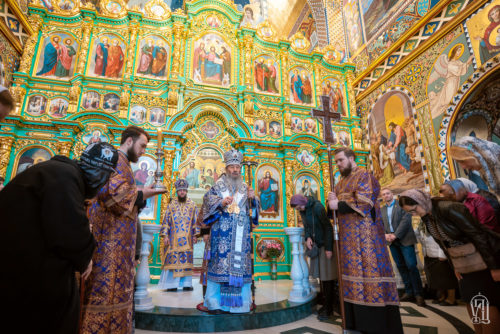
458,177,500,220
449,136,500,199
399,189,500,333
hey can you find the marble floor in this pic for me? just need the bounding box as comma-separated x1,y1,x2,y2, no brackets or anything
136,279,475,334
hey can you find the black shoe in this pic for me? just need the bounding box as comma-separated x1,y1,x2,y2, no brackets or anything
416,295,426,307
400,293,415,302
166,288,177,292
209,309,229,315
317,310,333,321
316,305,325,314
183,286,194,291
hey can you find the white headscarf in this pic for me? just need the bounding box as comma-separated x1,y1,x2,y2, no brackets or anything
456,177,479,193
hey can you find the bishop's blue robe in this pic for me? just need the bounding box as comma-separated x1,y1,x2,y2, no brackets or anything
202,175,259,313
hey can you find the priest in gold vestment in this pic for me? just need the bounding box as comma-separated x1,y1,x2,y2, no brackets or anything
158,179,200,291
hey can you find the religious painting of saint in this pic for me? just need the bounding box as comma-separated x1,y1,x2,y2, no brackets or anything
427,36,474,138
291,117,303,133
466,3,500,68
206,15,221,28
89,35,125,78
294,174,319,200
269,121,281,138
58,0,75,10
256,165,281,220
304,118,317,134
289,67,313,105
200,121,220,139
130,105,146,124
136,36,169,78
131,155,157,219
36,33,78,78
254,119,266,137
297,149,314,167
178,147,224,203
368,90,425,194
361,0,405,41
82,91,100,110
149,107,165,126
321,78,347,117
254,55,280,95
338,131,350,147
106,1,122,14
26,95,47,116
103,93,120,111
192,33,231,87
240,2,264,28
14,147,52,176
343,0,364,54
48,98,68,118
83,129,108,144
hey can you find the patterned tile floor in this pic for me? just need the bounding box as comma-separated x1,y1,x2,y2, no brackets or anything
135,280,475,334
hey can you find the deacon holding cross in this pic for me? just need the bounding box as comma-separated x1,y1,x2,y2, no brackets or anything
312,95,404,333
201,149,260,314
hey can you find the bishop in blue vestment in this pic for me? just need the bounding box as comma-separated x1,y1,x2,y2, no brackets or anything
202,149,259,313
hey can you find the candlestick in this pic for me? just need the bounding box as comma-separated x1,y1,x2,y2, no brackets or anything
157,128,163,150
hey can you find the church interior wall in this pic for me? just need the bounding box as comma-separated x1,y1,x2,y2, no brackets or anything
0,0,365,282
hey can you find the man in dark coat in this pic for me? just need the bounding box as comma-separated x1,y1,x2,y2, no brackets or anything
291,194,337,320
0,142,119,334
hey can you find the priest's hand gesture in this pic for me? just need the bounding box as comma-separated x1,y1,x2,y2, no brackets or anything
222,196,233,207
142,184,167,199
327,191,338,210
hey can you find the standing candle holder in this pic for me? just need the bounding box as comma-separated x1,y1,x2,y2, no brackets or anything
154,128,166,190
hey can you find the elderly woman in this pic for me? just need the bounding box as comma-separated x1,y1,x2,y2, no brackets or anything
399,189,500,334
449,136,500,198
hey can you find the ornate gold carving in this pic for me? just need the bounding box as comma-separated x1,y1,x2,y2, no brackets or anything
57,141,73,157
346,70,357,117
119,86,130,118
256,20,277,42
244,96,254,127
289,31,310,54
76,19,93,74
321,162,331,196
68,82,81,114
159,149,176,264
144,0,172,20
171,22,184,75
0,137,14,179
280,47,289,99
168,85,179,107
284,107,292,136
243,35,253,86
284,159,295,227
18,15,42,74
99,0,128,18
53,0,80,15
125,22,139,76
9,85,26,115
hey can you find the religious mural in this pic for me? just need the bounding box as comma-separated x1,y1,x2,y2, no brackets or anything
192,33,232,87
427,34,474,137
82,91,100,110
88,34,126,78
14,147,52,176
368,91,425,194
83,129,109,144
131,155,158,220
130,105,147,124
136,36,169,78
149,107,166,126
0,33,20,87
343,0,364,55
200,121,220,139
466,3,500,67
26,95,47,116
294,174,319,199
179,147,225,201
256,165,281,220
240,0,266,28
103,93,120,112
361,0,406,41
48,97,68,118
254,55,280,95
321,78,347,117
289,67,313,105
36,33,78,78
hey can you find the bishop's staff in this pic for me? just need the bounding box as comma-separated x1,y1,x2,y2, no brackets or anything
311,95,346,331
242,159,258,311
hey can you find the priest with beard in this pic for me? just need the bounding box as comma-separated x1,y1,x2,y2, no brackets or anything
1,142,118,334
327,147,403,334
202,149,259,314
158,178,199,292
81,126,166,333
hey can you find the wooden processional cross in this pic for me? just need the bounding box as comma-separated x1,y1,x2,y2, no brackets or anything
310,95,346,329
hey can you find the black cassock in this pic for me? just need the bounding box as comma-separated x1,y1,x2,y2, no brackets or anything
0,156,95,334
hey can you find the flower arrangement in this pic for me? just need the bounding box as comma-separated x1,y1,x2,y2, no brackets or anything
265,241,282,259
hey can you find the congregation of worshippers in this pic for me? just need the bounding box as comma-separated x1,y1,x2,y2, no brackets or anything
1,90,500,334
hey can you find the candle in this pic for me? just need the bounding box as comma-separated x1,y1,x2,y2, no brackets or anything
157,128,163,149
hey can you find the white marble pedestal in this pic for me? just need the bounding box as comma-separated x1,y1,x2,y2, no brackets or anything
285,227,315,303
135,223,160,311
